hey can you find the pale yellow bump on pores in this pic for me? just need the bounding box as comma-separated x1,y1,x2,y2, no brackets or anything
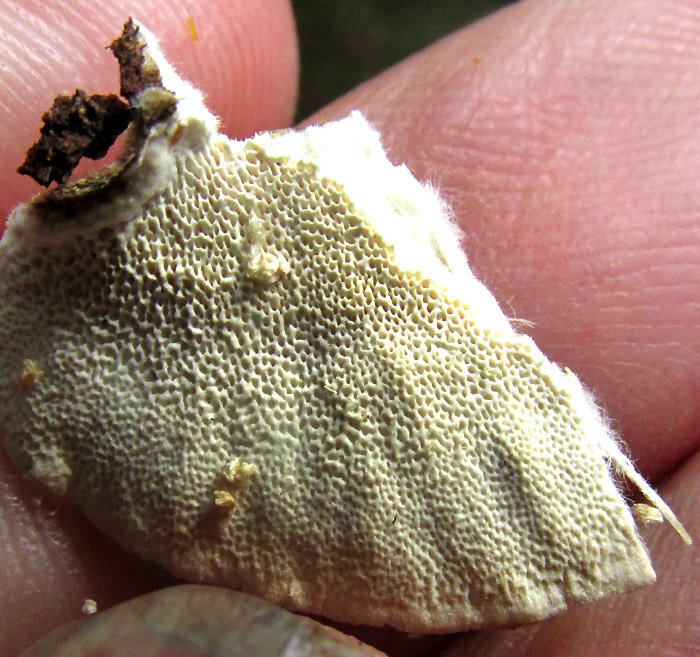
19,359,43,389
214,458,257,512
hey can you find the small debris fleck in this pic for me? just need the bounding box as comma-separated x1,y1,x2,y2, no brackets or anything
81,599,98,615
187,16,199,42
19,359,44,389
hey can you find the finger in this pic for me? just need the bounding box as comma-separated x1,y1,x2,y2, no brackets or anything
441,449,700,657
0,0,298,222
307,0,700,480
21,585,386,657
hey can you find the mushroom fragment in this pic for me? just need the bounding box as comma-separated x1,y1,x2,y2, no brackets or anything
0,20,690,634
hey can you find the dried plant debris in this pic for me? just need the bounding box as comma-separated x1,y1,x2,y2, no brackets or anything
109,18,165,99
18,18,174,188
17,91,131,186
0,20,691,634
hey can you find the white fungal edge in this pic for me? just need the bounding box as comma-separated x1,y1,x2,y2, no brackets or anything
0,19,690,547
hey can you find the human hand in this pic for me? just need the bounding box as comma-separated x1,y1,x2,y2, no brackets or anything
2,1,698,656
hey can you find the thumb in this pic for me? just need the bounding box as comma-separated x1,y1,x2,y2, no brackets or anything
21,585,385,657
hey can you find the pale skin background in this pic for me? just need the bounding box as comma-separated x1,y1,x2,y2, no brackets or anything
1,1,699,655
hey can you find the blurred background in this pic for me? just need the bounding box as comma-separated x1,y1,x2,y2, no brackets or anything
292,0,514,120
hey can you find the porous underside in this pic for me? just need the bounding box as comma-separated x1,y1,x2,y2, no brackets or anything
0,117,655,632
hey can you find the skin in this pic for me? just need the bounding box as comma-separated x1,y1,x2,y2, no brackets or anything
1,0,699,655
